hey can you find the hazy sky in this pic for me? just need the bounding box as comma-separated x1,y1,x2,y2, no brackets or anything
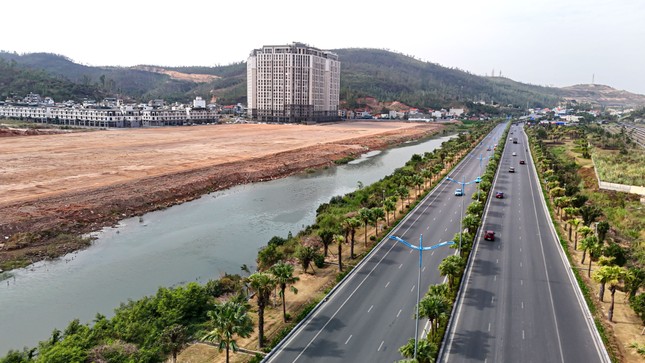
3,0,644,94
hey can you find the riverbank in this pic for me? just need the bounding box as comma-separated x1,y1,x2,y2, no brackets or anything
0,121,448,271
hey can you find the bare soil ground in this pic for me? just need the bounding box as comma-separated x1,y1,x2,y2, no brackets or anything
0,121,445,268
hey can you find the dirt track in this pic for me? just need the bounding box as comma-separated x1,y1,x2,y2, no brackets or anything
0,121,445,267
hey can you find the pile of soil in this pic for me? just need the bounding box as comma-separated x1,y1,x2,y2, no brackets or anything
0,122,447,269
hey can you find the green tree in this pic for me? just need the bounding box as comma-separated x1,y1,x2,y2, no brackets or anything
625,267,645,299
344,217,361,259
334,234,346,272
162,324,188,363
580,235,597,265
371,207,385,238
418,293,450,339
399,338,437,363
568,218,581,247
580,204,603,226
593,266,624,322
270,262,299,322
596,221,610,244
396,185,409,211
438,255,463,291
358,208,373,247
295,245,316,274
247,272,276,348
384,198,396,226
577,226,593,251
318,229,334,257
202,300,253,363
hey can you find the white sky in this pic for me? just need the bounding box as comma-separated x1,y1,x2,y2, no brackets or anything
3,0,644,94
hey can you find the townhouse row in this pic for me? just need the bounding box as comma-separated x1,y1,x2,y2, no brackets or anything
0,104,219,128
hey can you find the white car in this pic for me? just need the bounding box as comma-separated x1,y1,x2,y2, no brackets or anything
512,152,517,156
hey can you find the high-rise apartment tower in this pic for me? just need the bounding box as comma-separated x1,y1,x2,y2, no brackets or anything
247,42,340,123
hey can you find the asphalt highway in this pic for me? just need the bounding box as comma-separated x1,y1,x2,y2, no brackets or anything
440,124,610,362
265,123,508,362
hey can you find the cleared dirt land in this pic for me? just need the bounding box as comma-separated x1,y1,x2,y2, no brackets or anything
0,121,445,267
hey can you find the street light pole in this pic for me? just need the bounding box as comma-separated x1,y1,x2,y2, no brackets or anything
389,235,455,360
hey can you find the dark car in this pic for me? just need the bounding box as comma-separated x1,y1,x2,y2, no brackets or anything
484,230,495,241
520,160,526,165
509,167,515,173
495,192,504,199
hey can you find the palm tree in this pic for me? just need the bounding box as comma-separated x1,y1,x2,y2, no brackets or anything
439,255,463,291
270,262,299,322
412,174,424,197
397,185,409,211
334,234,345,272
462,214,480,234
421,168,432,188
344,217,361,259
371,207,385,238
418,293,450,339
384,198,396,226
202,300,253,363
577,226,593,251
592,265,621,302
358,207,373,247
625,267,645,299
318,229,334,257
594,266,624,321
568,218,581,245
399,338,436,363
295,245,316,274
247,272,276,348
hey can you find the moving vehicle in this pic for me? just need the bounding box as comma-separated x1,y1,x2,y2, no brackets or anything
512,152,517,156
513,137,518,144
475,177,482,183
495,191,504,199
509,167,515,173
484,230,495,241
455,188,464,196
520,160,525,165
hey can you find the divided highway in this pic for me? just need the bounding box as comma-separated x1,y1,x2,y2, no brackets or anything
440,124,610,362
264,124,507,362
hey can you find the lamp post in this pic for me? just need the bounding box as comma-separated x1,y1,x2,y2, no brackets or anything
389,235,455,361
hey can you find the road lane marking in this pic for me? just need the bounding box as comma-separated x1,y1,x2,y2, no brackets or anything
345,335,352,344
385,281,390,288
445,228,448,232
522,301,524,309
488,323,491,332
422,266,426,272
523,330,525,340
520,262,523,268
496,259,499,264
378,341,384,351
520,248,522,253
397,309,402,317
368,305,373,313
399,264,403,269
521,279,524,286
410,249,413,254
431,251,435,256
494,275,497,281
411,285,415,292
491,296,495,304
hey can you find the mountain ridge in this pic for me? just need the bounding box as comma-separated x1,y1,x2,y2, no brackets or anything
2,50,644,109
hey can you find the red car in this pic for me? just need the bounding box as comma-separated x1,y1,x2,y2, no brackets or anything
495,192,504,199
520,160,526,165
484,230,495,241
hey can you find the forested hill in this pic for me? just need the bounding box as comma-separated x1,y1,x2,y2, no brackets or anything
333,48,560,109
5,49,638,110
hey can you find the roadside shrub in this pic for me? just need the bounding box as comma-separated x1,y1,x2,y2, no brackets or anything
630,293,645,324
602,243,627,267
313,253,325,268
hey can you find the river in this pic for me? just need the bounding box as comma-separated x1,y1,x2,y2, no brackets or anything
0,133,455,354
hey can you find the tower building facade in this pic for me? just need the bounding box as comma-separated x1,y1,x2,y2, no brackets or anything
247,43,340,123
